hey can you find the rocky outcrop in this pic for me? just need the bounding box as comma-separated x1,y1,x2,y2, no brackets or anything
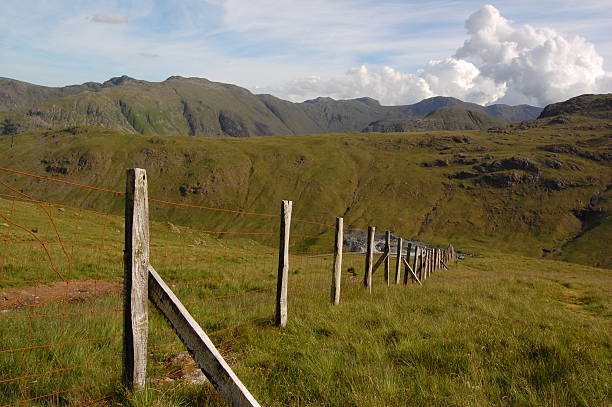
538,144,612,162
473,156,540,174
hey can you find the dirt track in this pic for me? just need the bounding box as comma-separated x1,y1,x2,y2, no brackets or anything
0,280,121,309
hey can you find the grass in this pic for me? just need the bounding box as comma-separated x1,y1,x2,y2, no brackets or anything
0,189,611,406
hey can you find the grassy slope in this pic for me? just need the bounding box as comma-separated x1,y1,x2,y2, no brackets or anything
363,107,509,132
0,115,610,267
0,197,609,406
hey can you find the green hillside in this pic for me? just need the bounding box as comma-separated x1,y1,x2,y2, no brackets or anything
0,76,542,137
539,93,612,120
363,107,508,132
1,112,610,268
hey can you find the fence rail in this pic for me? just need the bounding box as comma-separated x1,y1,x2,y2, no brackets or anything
0,166,457,406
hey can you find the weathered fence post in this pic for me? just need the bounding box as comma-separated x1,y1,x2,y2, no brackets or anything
275,200,292,328
403,242,412,285
413,246,420,281
394,237,403,284
331,217,343,305
434,248,438,272
384,231,391,286
364,226,375,293
123,168,149,390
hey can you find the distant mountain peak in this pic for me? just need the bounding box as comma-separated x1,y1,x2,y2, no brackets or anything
102,75,139,87
304,96,335,104
354,97,380,106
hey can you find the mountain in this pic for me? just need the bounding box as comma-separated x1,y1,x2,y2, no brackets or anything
0,76,542,137
538,94,612,120
0,77,100,111
363,107,508,132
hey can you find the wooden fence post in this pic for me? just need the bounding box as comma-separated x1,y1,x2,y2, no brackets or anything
429,249,436,276
403,242,412,285
384,231,391,286
331,217,343,305
364,226,375,293
413,246,420,281
434,249,438,272
275,200,292,328
123,168,149,390
394,237,403,284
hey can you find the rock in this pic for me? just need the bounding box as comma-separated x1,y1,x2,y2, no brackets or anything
449,171,479,179
0,223,9,227
479,171,536,188
451,135,471,143
473,156,540,173
422,159,449,167
549,115,571,124
58,207,65,212
545,159,563,169
543,178,568,191
538,144,612,162
454,158,478,165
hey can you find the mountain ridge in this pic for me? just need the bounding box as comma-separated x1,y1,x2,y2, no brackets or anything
0,75,543,137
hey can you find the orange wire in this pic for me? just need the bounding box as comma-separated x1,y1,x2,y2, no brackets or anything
0,193,123,218
0,166,123,195
0,334,121,354
150,197,276,217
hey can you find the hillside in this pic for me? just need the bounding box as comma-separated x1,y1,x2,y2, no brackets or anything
539,94,612,120
363,107,508,132
0,76,542,137
0,109,610,268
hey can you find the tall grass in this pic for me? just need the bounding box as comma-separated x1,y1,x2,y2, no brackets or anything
0,194,610,406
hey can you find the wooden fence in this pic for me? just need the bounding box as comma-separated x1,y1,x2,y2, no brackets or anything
122,168,458,407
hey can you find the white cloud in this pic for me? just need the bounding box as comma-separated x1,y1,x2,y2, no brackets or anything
267,4,612,106
91,13,128,24
139,52,160,58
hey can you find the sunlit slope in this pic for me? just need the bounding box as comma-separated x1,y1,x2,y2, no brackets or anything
0,115,610,267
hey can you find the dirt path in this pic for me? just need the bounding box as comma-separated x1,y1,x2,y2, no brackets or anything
0,280,121,309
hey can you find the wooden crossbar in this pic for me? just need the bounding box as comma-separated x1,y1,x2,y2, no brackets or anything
371,251,389,274
402,257,422,286
148,265,261,407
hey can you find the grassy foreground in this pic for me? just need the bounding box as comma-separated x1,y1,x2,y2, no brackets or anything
0,196,610,406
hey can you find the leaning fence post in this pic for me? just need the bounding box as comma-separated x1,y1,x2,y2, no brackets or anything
123,168,149,390
394,237,403,284
364,226,375,293
331,217,343,305
275,200,292,328
384,231,391,285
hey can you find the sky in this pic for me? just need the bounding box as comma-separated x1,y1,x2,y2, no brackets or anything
1,0,611,107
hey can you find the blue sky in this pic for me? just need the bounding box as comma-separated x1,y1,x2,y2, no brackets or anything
1,1,611,105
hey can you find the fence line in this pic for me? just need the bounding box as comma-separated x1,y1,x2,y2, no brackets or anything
0,165,458,406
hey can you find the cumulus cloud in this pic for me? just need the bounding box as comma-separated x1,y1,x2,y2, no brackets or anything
270,5,611,106
91,13,128,24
